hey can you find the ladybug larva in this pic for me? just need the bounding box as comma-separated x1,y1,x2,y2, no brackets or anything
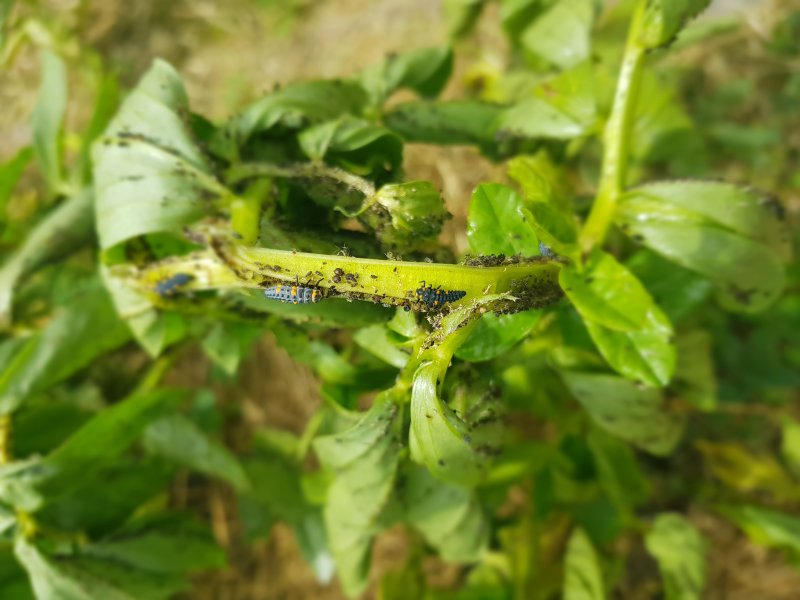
415,281,466,308
264,283,324,304
155,273,194,298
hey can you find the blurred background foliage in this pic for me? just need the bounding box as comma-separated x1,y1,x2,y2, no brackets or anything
0,0,799,599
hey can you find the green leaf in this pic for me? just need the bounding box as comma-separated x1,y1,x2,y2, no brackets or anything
16,518,222,600
37,389,186,501
16,535,187,600
75,72,120,185
507,152,578,257
583,305,675,387
645,514,707,600
519,0,594,69
360,46,453,105
467,183,539,255
560,371,684,455
0,283,131,415
724,505,800,559
200,322,261,376
409,362,492,487
36,458,175,536
13,399,91,458
32,49,67,193
384,100,503,147
353,324,409,368
0,145,33,217
313,395,402,597
215,78,369,158
494,98,587,143
82,528,225,575
403,466,488,562
0,547,34,600
270,322,356,384
626,250,712,323
378,563,424,600
93,59,223,250
535,61,597,130
239,438,334,582
639,0,712,49
562,250,675,386
100,265,186,357
560,250,653,331
443,0,486,38
143,413,251,491
455,311,541,362
623,181,791,261
673,330,717,411
697,441,800,501
587,428,649,519
630,72,703,175
299,116,402,177
0,190,95,327
617,181,789,313
564,528,605,600
501,0,548,43
16,537,100,600
507,151,570,207
0,389,184,512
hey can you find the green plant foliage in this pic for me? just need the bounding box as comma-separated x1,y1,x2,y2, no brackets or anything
0,284,130,415
560,372,683,455
0,190,95,327
644,514,707,600
31,49,66,194
313,396,402,596
1,0,797,598
143,413,251,492
93,60,223,251
563,528,605,600
517,0,595,69
402,465,487,561
639,0,712,49
616,181,790,313
359,46,453,105
724,505,800,561
561,250,675,386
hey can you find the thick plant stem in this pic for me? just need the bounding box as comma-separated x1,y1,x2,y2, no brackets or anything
580,1,647,255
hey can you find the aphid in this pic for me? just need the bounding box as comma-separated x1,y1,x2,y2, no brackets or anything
538,241,555,257
415,281,466,308
264,283,323,304
155,273,194,298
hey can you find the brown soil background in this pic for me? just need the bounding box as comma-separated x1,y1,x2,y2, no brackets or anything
2,0,800,598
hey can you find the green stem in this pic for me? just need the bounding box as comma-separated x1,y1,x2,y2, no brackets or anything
227,161,376,198
140,222,564,313
217,233,563,311
580,0,647,255
133,348,183,395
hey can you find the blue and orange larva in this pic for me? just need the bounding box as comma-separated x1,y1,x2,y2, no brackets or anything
415,281,466,308
155,273,194,298
264,283,324,304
